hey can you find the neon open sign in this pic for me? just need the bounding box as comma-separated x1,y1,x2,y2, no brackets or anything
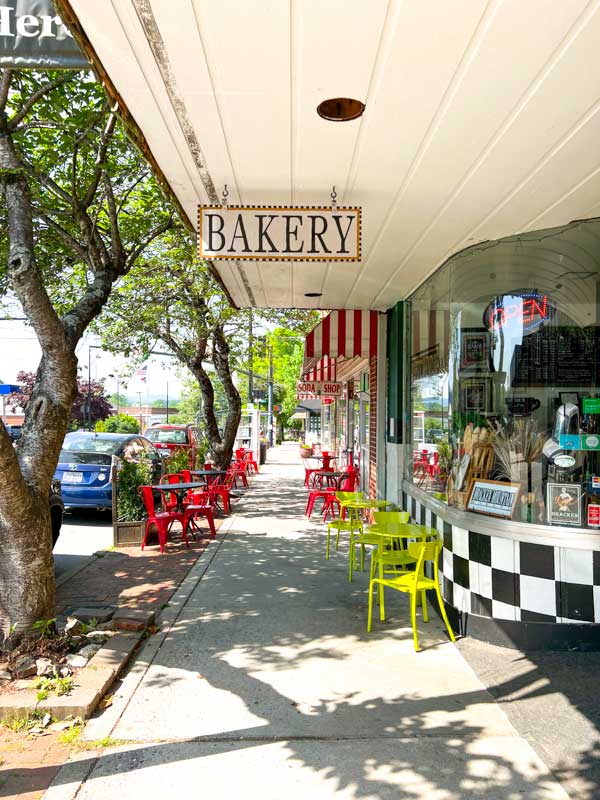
484,293,549,333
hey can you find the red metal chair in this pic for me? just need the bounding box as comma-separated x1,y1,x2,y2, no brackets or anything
321,470,360,521
227,463,249,488
159,473,185,512
206,475,231,514
139,486,188,554
305,469,348,519
242,450,259,474
183,490,217,539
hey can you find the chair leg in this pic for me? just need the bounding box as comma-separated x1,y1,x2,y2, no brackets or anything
348,538,354,582
410,590,419,652
435,585,456,643
367,579,375,633
421,589,429,623
378,556,385,617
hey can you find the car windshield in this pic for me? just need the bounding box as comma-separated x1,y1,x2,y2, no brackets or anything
59,434,127,465
145,429,187,444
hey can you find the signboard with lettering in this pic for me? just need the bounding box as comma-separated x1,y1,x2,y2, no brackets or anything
547,482,582,527
198,205,361,262
296,380,342,398
0,1,87,69
466,479,520,519
583,398,600,414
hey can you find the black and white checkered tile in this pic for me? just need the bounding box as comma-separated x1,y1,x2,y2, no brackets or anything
403,491,600,624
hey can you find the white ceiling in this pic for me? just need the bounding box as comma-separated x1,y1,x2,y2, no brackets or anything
69,0,600,310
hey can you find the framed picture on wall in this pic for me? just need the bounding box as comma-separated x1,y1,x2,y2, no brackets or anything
462,379,488,412
460,328,489,370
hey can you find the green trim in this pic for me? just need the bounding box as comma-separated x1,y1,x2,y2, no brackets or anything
387,302,403,443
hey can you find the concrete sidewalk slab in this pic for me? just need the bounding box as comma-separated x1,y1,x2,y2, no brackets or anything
72,738,568,800
44,443,569,799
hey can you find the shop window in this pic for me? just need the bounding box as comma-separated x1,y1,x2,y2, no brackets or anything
407,220,600,530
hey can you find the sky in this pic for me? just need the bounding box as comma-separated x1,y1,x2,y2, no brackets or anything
0,320,185,402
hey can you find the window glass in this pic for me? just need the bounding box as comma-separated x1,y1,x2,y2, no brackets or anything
145,428,187,444
408,220,600,529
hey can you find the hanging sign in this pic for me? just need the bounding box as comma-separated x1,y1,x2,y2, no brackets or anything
198,205,361,262
296,380,342,398
0,1,88,69
483,292,550,333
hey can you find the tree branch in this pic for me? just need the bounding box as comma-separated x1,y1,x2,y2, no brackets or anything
81,109,117,210
8,74,72,131
38,212,88,264
125,216,173,271
0,69,13,112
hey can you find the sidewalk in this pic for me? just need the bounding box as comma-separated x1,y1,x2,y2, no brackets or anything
44,443,569,799
0,512,223,800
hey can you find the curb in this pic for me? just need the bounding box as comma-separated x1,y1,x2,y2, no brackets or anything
0,631,144,724
55,554,99,589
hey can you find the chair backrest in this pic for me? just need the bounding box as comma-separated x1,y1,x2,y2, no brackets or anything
373,511,410,526
340,470,359,491
138,486,155,517
336,490,365,501
160,473,184,485
180,469,192,482
189,490,210,506
408,534,443,577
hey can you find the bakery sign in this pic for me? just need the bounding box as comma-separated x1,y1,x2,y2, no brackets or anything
198,205,361,262
296,380,342,398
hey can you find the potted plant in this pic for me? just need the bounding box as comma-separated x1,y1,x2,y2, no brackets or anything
113,456,153,546
299,443,313,459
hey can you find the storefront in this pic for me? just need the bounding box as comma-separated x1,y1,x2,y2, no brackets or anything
389,219,600,649
300,310,385,496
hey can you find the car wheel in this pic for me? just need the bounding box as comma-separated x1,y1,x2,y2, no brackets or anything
51,505,63,549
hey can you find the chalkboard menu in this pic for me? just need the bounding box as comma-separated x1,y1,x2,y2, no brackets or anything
511,326,599,387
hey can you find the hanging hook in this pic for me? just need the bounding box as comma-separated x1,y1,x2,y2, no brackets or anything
330,185,337,207
222,184,229,208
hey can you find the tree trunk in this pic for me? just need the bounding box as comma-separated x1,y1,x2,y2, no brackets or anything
0,109,78,644
191,326,241,471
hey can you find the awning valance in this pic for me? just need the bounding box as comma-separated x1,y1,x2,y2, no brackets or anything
302,310,379,379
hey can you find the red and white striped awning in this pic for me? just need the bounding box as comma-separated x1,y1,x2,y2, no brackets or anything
302,310,379,379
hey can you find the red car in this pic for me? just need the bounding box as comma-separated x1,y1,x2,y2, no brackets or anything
143,424,202,467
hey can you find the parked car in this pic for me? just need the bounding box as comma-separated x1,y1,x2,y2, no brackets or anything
6,424,22,442
54,431,162,511
143,424,201,467
50,478,64,548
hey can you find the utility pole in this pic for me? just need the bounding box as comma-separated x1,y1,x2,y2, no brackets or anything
86,344,102,430
267,341,274,446
248,309,254,404
137,391,143,431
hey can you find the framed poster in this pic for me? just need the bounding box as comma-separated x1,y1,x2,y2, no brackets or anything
466,479,521,519
460,329,489,370
547,483,582,527
462,379,488,412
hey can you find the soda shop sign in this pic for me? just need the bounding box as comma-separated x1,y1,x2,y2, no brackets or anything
296,381,342,398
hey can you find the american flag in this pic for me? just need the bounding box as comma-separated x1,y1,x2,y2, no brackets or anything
134,364,147,383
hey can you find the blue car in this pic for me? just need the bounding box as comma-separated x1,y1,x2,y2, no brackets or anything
55,432,162,510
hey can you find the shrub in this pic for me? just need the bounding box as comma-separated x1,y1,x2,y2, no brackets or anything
165,448,192,473
98,414,140,434
116,458,152,521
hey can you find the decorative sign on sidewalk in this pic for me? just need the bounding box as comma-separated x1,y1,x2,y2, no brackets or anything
198,205,361,262
466,479,520,519
296,380,342,398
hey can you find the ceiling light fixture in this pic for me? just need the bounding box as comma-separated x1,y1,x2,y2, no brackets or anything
304,292,323,298
317,97,365,122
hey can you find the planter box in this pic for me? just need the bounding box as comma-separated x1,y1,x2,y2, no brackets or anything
113,520,144,547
